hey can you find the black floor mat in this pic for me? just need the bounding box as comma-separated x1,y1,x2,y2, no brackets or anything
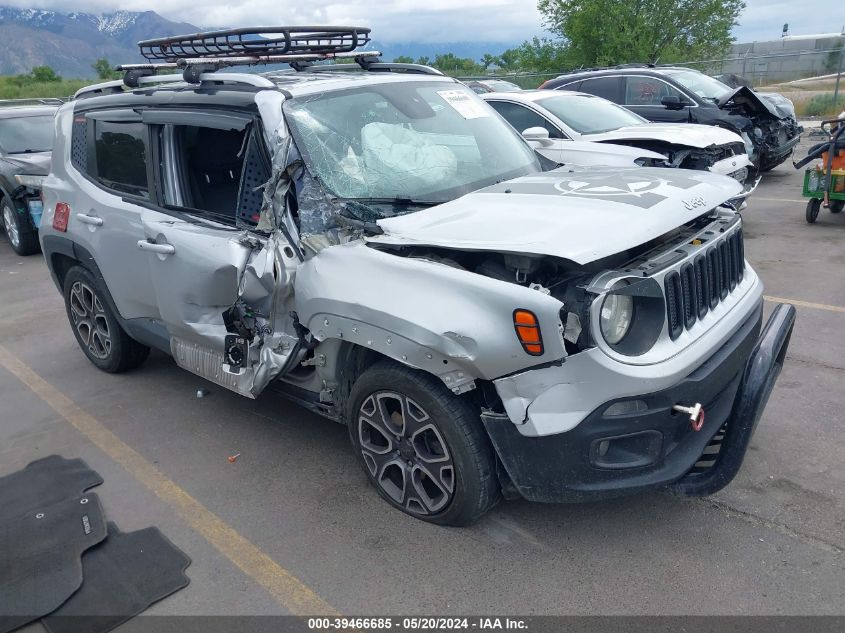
42,522,191,633
0,493,107,633
0,455,102,516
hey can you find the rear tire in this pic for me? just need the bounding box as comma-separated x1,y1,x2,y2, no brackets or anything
830,200,844,214
62,266,150,373
2,198,39,256
806,199,820,224
347,360,499,525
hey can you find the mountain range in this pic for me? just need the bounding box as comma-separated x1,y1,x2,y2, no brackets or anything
0,7,198,76
0,6,519,78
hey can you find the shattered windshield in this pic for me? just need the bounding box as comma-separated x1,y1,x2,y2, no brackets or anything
662,69,732,101
284,82,540,203
535,94,647,134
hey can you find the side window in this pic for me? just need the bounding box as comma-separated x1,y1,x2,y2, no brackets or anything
624,77,682,106
162,124,269,225
577,77,621,102
92,121,149,198
487,101,564,139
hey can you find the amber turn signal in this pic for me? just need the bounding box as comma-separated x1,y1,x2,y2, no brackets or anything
513,309,544,356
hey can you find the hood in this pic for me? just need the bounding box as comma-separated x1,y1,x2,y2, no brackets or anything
0,151,51,176
372,167,742,265
585,123,743,149
716,86,784,120
755,92,796,119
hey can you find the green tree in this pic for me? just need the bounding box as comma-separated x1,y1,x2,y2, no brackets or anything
31,66,62,82
92,58,120,80
509,38,570,73
497,49,521,71
416,55,431,66
480,53,500,70
537,0,744,66
824,40,843,73
392,55,415,64
432,53,482,75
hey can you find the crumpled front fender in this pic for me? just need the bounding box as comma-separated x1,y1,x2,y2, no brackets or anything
294,241,566,391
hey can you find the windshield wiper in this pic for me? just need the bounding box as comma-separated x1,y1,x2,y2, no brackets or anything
332,197,443,206
8,149,46,154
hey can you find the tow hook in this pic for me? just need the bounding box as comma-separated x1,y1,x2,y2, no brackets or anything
673,402,705,432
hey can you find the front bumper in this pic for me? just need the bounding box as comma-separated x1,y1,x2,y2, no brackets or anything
759,130,801,167
481,303,796,503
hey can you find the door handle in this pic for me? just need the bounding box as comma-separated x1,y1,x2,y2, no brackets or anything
76,213,103,226
137,240,175,255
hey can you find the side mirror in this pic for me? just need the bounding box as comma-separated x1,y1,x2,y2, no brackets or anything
522,126,553,146
661,95,692,110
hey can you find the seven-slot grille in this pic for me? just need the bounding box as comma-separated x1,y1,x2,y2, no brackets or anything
664,229,745,340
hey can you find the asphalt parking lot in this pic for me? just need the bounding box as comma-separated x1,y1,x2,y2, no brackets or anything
1,132,843,622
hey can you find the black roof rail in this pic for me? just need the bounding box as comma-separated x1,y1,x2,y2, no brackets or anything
613,63,656,69
305,61,444,76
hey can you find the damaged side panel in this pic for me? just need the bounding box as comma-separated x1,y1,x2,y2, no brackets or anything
294,241,567,392
141,211,298,398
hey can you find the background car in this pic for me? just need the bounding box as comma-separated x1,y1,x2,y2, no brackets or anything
465,79,522,94
540,65,802,171
0,101,59,255
482,90,756,202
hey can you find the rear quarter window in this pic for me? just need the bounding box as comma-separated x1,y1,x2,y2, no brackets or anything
577,77,622,103
71,115,149,199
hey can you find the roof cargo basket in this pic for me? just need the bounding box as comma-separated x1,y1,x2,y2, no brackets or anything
138,26,371,61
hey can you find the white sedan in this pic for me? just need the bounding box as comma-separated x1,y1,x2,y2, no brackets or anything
482,90,758,202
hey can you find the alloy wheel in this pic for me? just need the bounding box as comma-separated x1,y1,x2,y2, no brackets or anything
358,391,455,516
69,281,112,360
3,204,20,249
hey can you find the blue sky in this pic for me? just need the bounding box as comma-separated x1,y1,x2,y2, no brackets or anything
5,0,844,44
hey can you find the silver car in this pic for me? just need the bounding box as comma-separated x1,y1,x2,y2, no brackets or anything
39,30,795,525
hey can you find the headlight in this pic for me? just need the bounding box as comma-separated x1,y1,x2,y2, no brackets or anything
14,174,45,189
600,293,633,344
594,277,665,356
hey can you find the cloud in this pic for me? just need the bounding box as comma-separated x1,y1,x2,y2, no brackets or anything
1,0,841,45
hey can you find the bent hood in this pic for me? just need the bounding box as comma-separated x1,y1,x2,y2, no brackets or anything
372,167,742,265
716,86,783,120
585,123,743,149
0,151,51,177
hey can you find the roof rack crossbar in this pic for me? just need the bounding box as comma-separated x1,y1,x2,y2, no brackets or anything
138,26,371,62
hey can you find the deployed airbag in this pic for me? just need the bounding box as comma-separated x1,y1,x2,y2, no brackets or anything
361,123,457,195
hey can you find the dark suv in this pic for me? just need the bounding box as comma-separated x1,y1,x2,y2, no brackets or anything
541,66,801,172
0,102,59,255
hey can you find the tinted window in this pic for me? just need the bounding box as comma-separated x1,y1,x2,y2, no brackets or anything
534,95,646,134
578,77,620,102
0,115,55,153
94,121,148,198
624,77,682,106
487,101,564,139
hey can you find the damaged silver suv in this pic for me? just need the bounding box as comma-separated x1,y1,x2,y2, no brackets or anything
40,27,796,525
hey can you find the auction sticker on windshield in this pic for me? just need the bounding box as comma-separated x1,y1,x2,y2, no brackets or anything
437,90,490,119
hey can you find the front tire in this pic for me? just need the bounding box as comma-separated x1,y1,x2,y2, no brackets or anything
806,198,820,223
347,360,499,525
62,266,150,373
2,198,39,256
